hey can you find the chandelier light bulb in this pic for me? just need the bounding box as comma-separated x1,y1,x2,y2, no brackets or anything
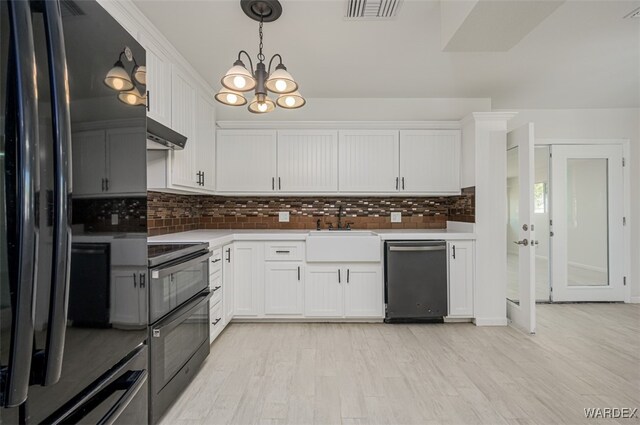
126,93,137,104
258,102,268,112
233,75,247,89
226,93,238,104
113,78,125,90
285,96,295,107
275,79,287,92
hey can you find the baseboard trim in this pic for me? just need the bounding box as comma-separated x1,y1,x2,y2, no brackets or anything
473,317,508,326
630,296,640,304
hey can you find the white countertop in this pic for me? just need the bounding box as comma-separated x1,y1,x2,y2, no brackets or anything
149,228,475,247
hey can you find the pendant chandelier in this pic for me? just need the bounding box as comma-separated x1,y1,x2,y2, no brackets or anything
215,0,305,113
104,46,147,107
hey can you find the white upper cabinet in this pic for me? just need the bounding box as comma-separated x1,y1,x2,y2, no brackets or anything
106,127,147,194
339,130,400,192
138,32,172,128
72,127,145,197
170,65,197,188
216,130,277,192
276,130,338,192
72,130,107,196
399,130,461,193
195,93,216,192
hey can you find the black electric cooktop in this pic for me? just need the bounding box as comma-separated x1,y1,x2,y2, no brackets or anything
148,242,209,267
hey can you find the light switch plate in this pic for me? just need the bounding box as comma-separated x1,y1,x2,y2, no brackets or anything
111,214,119,225
279,211,290,222
391,212,402,223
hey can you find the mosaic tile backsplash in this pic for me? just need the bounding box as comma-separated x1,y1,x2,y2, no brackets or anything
148,188,475,236
73,197,147,233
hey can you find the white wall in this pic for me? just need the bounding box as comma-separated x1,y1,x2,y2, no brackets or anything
217,98,491,122
501,108,640,302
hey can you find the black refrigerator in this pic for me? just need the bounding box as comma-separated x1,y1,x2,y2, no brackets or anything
1,0,149,423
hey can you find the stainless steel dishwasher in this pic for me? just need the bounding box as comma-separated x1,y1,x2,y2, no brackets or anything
384,241,448,323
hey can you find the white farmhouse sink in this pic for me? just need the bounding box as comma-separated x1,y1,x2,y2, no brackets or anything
306,231,381,262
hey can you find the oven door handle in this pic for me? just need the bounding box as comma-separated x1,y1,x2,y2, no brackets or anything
151,291,213,337
150,251,212,279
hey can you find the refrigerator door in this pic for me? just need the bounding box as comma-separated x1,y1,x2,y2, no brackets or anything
1,0,40,416
0,0,148,423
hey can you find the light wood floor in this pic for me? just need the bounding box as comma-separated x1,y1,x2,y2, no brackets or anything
160,304,640,425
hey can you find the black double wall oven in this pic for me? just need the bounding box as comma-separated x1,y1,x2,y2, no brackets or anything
147,243,212,424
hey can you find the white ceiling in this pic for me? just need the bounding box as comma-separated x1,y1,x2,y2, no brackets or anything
133,0,640,109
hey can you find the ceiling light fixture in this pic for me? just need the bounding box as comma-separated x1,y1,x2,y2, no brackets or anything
215,0,305,114
105,46,147,107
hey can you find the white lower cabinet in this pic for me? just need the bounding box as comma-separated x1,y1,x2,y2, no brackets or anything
111,268,147,326
304,265,344,317
223,243,234,323
447,240,474,317
233,242,263,316
264,262,304,315
304,264,383,318
344,265,383,317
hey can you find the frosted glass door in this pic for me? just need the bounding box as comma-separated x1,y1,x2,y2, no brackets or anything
550,145,624,302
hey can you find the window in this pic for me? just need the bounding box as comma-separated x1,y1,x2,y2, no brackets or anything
534,182,547,213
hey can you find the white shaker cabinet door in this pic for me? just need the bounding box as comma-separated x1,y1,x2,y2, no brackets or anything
264,262,304,315
139,32,172,128
72,130,106,196
170,65,198,188
195,93,216,192
216,130,277,192
399,130,461,193
106,127,147,194
447,240,474,317
276,130,338,192
344,265,383,318
222,244,235,323
304,265,343,317
339,130,399,192
233,242,263,316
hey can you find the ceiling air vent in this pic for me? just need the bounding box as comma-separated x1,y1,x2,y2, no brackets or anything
345,0,402,19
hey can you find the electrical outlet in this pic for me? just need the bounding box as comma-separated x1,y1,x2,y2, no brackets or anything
391,212,402,223
279,211,290,222
111,214,119,225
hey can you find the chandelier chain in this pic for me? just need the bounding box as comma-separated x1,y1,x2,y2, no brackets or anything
258,16,265,63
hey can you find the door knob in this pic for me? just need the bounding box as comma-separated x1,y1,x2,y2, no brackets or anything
513,239,529,246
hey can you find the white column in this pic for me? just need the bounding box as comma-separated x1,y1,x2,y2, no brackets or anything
462,112,518,326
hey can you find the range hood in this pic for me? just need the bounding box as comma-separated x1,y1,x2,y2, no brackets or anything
146,118,187,150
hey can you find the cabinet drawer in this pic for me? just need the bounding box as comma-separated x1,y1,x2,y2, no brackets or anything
210,272,222,306
265,242,305,261
209,300,224,343
210,247,223,274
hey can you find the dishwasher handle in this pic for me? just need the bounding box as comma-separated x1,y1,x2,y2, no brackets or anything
388,246,446,252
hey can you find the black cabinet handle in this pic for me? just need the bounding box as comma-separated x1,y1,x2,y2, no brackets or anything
212,285,221,293
147,90,150,112
402,177,405,190
226,248,231,263
139,273,146,288
105,178,109,191
396,177,399,190
133,273,137,288
347,269,350,283
297,266,300,281
212,258,221,263
278,177,281,190
338,269,341,283
452,245,456,259
275,250,290,254
212,318,222,325
272,177,275,190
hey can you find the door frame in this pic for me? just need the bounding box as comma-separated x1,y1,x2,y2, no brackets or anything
536,138,631,303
